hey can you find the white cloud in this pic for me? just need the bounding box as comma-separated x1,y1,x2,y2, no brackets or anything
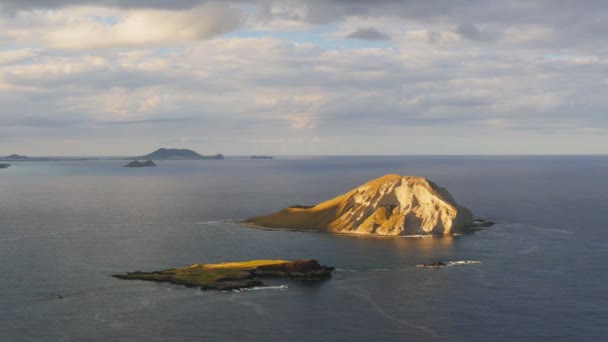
1,1,608,155
4,4,242,50
0,48,38,64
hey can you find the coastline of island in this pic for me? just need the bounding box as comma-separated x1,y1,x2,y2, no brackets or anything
112,259,334,291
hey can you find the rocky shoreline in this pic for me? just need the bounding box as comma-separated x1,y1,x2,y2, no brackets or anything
112,259,334,291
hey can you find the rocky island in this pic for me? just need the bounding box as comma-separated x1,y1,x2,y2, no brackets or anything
0,154,91,161
0,163,10,169
0,154,30,161
113,259,334,291
124,160,156,168
244,174,478,236
136,148,223,160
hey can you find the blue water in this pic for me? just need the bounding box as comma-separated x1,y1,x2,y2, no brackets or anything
1,156,607,341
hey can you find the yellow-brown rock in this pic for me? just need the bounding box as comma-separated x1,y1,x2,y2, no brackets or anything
244,174,473,236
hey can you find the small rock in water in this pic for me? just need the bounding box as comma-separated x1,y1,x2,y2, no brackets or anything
417,261,447,268
472,219,495,227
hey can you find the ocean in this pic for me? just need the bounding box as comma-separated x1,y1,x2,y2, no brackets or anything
1,156,607,341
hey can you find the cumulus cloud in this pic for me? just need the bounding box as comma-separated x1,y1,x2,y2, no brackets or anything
345,27,390,40
0,48,38,64
3,4,242,49
1,1,607,155
0,0,207,12
454,23,495,42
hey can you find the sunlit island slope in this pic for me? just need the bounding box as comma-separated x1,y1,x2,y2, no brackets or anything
113,259,334,291
244,174,477,236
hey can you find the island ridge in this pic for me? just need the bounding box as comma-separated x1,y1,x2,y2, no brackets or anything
245,174,474,236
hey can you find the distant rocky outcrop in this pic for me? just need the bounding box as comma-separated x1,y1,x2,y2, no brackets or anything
0,154,31,161
244,174,475,236
136,148,223,160
417,260,481,268
124,160,156,168
0,163,10,169
0,154,92,161
417,261,447,268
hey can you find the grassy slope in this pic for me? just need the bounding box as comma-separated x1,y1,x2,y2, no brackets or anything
119,260,288,286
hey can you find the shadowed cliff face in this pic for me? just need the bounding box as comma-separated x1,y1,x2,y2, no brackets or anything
245,174,473,236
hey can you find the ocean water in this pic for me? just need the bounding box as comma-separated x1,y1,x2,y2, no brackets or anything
1,156,607,341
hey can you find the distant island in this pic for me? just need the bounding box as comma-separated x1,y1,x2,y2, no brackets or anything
0,154,30,161
135,148,223,160
124,160,156,168
0,149,224,161
113,259,334,291
0,163,10,169
244,174,487,236
0,154,55,161
0,154,91,161
251,155,274,159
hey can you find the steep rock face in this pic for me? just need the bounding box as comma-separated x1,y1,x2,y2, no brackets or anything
245,174,473,236
254,259,334,279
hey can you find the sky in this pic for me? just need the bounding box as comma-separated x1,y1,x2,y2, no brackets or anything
0,0,606,156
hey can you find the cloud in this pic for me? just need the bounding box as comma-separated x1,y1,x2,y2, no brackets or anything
1,1,608,155
0,48,38,64
4,4,242,49
454,23,495,42
0,0,208,12
345,27,390,40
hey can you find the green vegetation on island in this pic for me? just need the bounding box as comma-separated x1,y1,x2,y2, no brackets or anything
0,163,10,169
112,259,334,291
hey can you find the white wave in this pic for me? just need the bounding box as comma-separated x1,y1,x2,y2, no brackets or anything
195,219,239,225
417,260,481,268
334,268,357,272
446,260,481,266
244,285,288,291
195,221,223,225
370,268,389,271
508,223,573,235
0,227,101,242
221,285,288,293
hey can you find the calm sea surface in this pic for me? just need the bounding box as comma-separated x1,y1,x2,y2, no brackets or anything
1,156,607,341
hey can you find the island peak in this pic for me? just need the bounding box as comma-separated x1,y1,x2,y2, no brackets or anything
245,174,474,236
136,148,223,160
0,154,30,161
